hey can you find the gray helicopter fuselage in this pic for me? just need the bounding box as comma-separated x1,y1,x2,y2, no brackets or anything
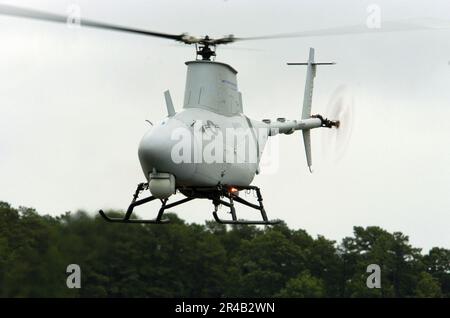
138,60,269,188
138,108,268,187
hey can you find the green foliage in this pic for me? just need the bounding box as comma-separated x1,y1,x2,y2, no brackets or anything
415,272,442,298
0,201,448,298
423,247,450,297
340,226,424,297
276,271,325,297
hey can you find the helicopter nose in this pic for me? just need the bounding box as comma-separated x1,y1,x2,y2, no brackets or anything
138,118,195,182
138,120,174,172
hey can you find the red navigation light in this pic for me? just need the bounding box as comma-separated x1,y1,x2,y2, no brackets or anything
229,187,239,194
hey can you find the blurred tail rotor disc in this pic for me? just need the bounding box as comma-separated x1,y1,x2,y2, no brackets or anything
322,85,354,162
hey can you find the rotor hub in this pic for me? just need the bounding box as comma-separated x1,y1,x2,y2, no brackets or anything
311,114,339,128
196,38,216,60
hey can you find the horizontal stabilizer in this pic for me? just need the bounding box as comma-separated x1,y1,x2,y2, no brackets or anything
287,62,336,65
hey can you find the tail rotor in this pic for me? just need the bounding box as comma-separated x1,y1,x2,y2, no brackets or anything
322,85,354,162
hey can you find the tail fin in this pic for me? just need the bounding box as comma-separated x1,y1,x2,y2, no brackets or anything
302,48,316,120
302,130,313,172
288,48,335,172
302,48,316,173
164,90,176,117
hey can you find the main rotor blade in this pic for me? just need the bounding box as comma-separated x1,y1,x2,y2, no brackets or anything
2,4,448,46
0,4,187,41
235,18,450,42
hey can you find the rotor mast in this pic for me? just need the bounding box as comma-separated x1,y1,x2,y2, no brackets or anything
195,36,216,60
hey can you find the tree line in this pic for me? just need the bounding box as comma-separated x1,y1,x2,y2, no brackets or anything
0,201,448,297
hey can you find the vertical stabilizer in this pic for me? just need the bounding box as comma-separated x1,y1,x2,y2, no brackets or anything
302,48,316,120
302,48,315,172
287,48,335,173
302,130,313,173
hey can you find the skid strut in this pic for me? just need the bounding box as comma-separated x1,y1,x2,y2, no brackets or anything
98,183,194,224
212,186,281,225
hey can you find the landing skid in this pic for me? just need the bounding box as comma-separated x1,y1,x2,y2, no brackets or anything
98,183,281,225
211,186,281,225
98,183,194,224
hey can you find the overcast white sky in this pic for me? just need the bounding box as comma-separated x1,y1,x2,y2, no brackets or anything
0,0,449,251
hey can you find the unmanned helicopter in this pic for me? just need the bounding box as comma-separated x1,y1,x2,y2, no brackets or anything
1,4,360,225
